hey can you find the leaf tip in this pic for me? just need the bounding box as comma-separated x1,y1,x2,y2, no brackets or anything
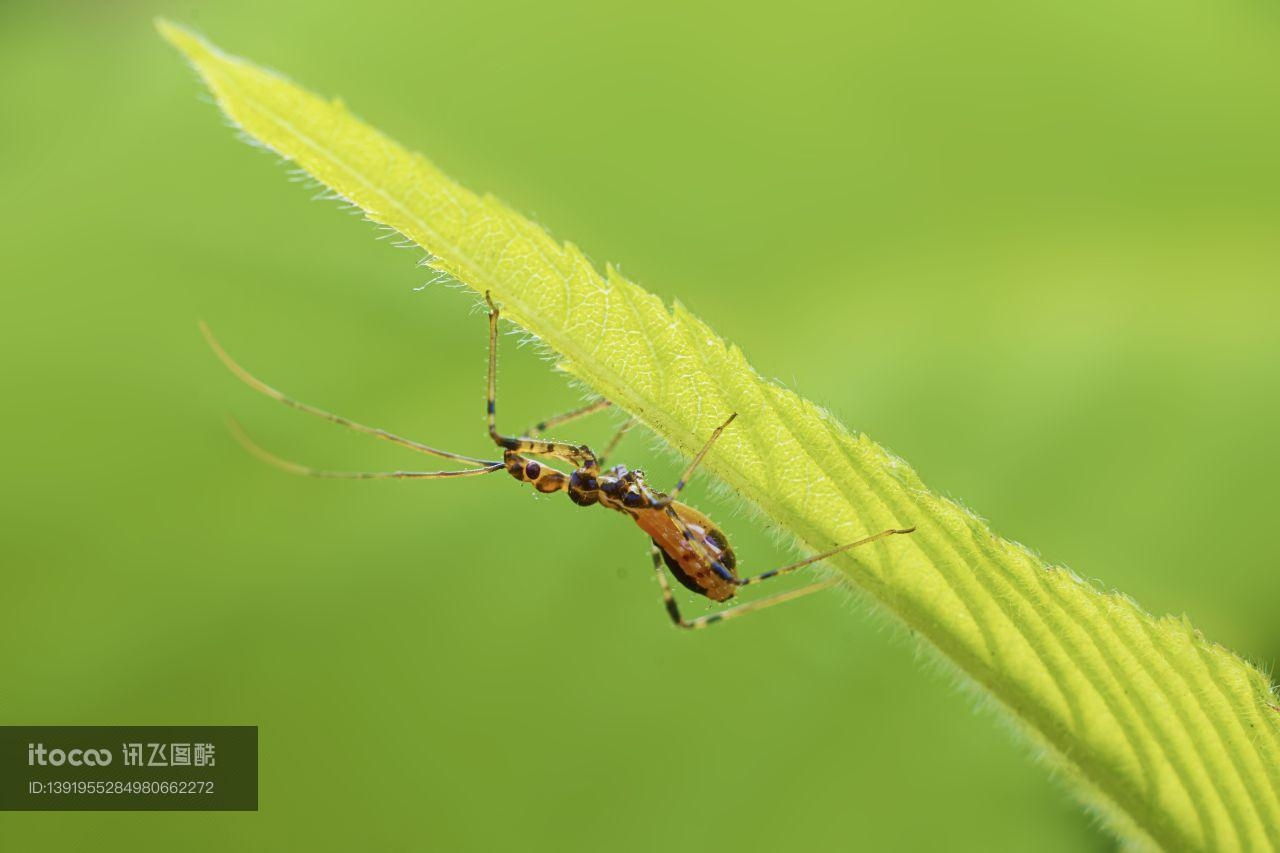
154,17,188,46
154,18,218,65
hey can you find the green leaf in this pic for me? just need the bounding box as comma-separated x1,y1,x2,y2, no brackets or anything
158,20,1280,850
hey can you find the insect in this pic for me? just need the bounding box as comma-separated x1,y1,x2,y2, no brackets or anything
201,294,915,629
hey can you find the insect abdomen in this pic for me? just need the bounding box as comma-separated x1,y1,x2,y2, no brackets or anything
637,503,738,602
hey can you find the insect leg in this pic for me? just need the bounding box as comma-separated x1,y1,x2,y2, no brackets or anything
484,293,598,468
229,418,504,480
650,545,839,629
662,502,914,587
201,322,496,467
523,398,612,437
597,417,636,468
656,412,737,505
730,526,916,587
523,405,633,466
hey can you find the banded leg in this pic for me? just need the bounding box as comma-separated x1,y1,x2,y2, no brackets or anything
651,545,840,629
201,322,496,467
524,404,634,468
728,526,915,586
229,418,504,480
485,293,597,468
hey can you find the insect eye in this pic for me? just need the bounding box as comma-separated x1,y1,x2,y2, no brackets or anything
623,491,644,508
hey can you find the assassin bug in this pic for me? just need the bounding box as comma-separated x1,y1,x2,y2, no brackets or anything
201,294,915,629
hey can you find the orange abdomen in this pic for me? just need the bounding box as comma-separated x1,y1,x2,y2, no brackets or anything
633,502,739,602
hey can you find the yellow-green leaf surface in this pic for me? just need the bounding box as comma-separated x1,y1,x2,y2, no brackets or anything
159,20,1280,851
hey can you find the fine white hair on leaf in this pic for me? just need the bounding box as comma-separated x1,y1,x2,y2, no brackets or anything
162,24,1280,850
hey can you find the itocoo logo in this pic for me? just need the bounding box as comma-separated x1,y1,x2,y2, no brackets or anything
27,743,113,767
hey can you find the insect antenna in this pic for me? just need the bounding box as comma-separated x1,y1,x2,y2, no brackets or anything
227,417,504,480
200,321,496,467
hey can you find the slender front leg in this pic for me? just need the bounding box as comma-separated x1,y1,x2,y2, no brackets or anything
650,545,840,629
485,293,598,468
523,405,633,467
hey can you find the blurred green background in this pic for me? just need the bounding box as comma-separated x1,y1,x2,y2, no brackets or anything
2,0,1278,849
